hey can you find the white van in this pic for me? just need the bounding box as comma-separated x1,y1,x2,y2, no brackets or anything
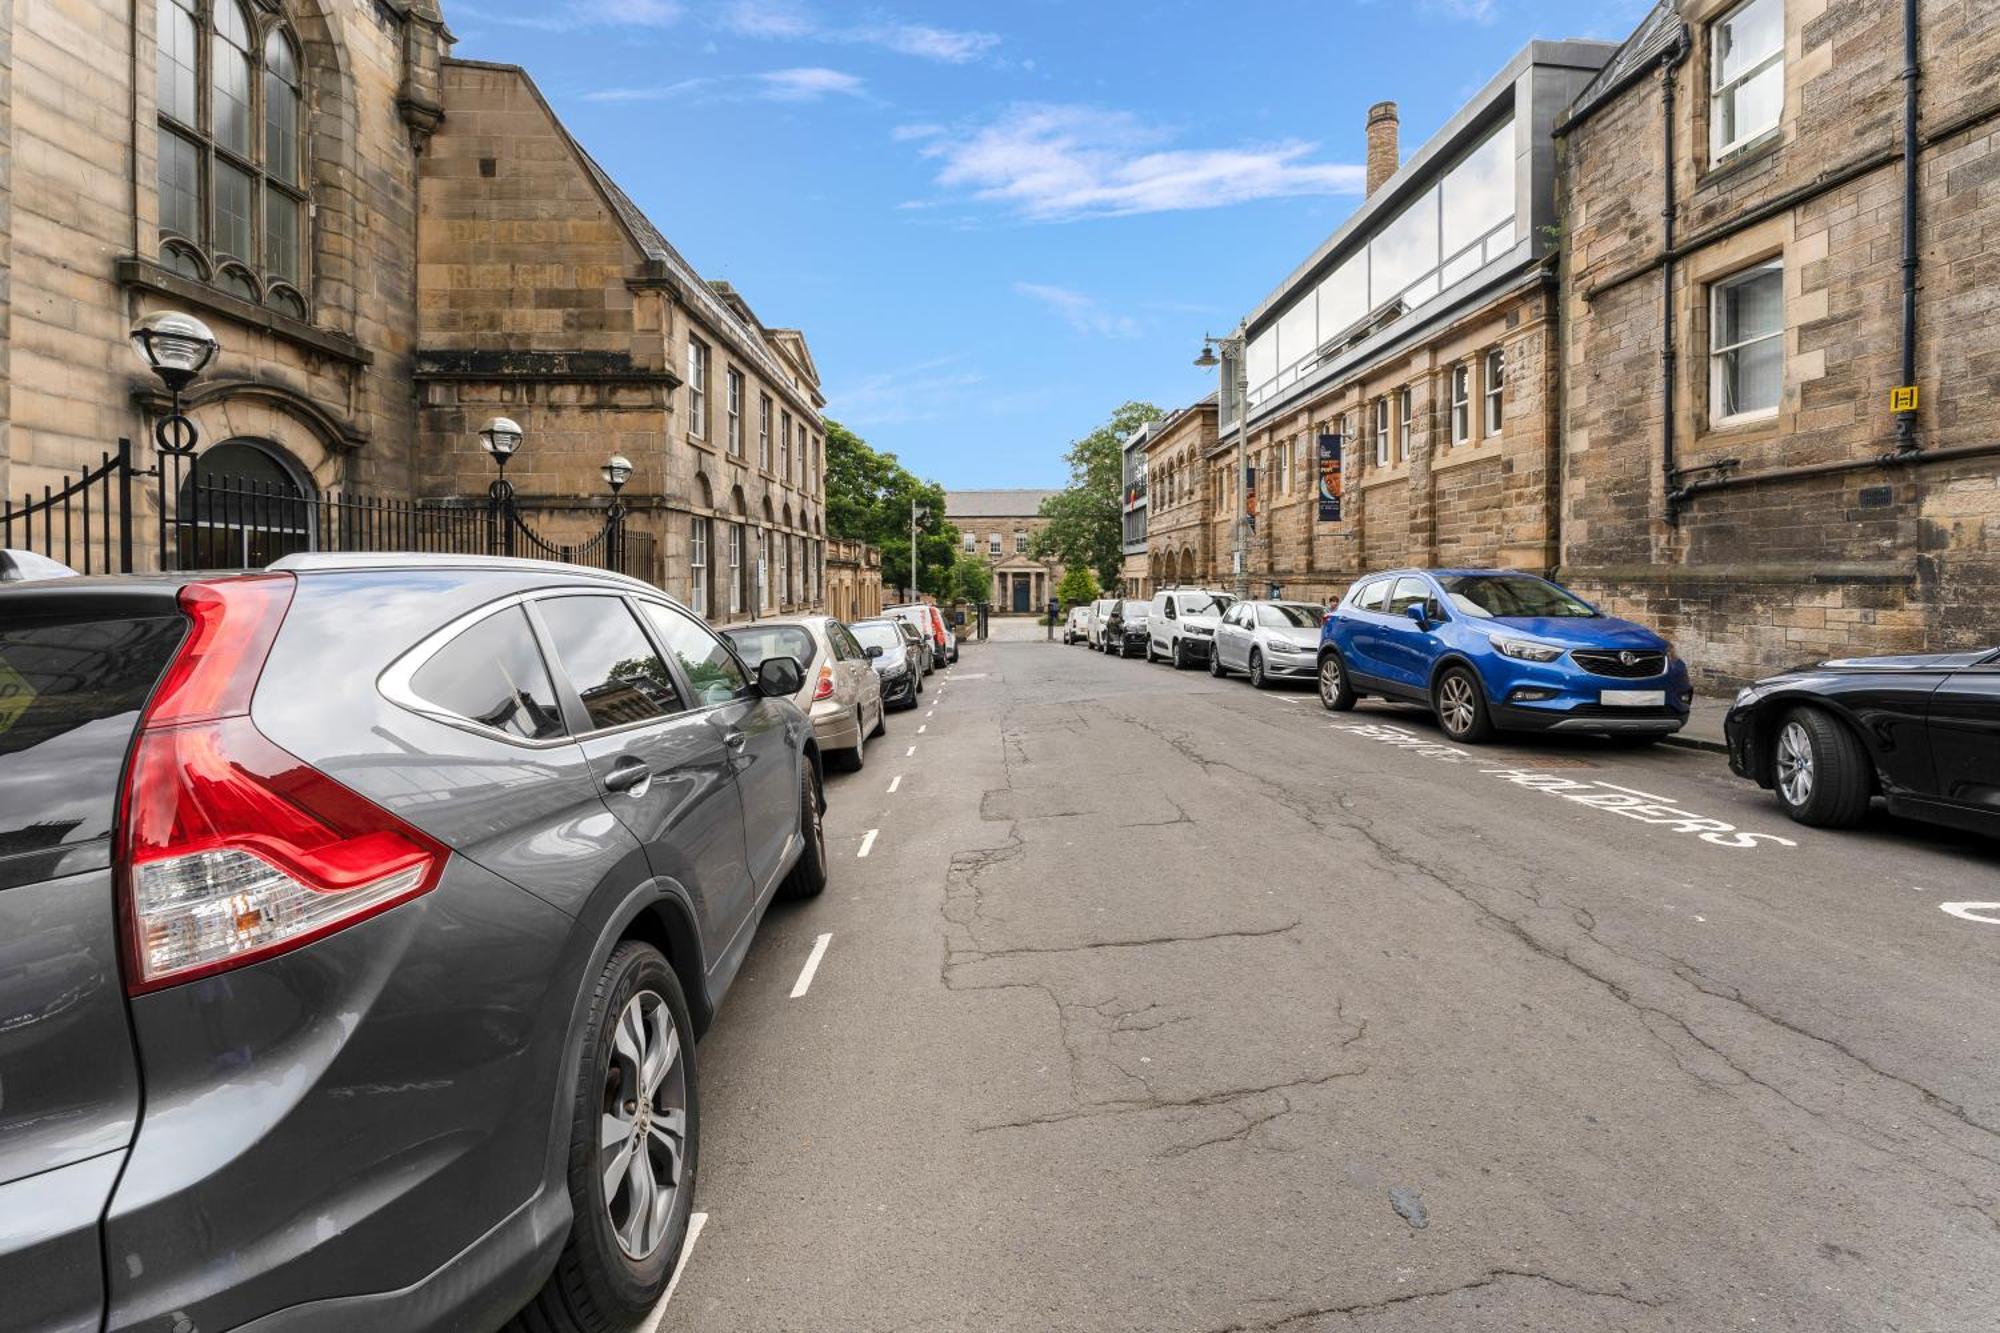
1085,598,1119,649
1147,587,1237,669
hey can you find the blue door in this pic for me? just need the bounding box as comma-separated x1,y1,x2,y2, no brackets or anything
1012,577,1030,613
1377,575,1441,691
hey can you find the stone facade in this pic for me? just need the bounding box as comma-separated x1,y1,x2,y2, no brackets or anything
0,0,446,529
416,59,825,625
1204,42,1610,605
1142,397,1219,587
1558,0,2000,688
0,6,826,616
825,537,883,623
944,489,1064,613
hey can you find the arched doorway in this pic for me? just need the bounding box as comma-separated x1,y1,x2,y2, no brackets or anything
176,438,315,569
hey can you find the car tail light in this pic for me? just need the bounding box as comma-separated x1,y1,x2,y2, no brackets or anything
812,664,835,701
118,575,448,993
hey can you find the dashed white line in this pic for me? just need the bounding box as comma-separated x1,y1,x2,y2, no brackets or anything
887,775,902,794
917,724,927,734
648,1210,709,1323
790,933,833,997
857,828,879,857
905,745,916,757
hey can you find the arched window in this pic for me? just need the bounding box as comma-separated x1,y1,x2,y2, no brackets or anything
156,0,309,317
176,438,314,568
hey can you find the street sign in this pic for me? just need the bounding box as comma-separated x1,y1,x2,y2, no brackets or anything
1891,385,1920,413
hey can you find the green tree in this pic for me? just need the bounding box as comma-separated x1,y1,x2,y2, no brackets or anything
824,418,959,598
1029,400,1162,588
946,555,993,606
1056,566,1100,608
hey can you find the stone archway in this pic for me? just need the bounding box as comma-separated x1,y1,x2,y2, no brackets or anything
177,437,315,567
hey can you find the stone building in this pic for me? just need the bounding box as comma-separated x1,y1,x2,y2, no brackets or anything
944,488,1063,613
1203,43,1613,604
0,0,449,523
0,3,826,620
825,537,883,623
1140,395,1219,587
1557,0,2000,688
417,58,826,624
1119,417,1155,598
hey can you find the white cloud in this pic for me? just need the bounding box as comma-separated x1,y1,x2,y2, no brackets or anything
757,67,866,101
575,0,684,25
891,123,946,142
831,355,987,427
582,78,714,102
718,0,999,63
1013,283,1141,339
912,104,1366,221
1423,0,1496,19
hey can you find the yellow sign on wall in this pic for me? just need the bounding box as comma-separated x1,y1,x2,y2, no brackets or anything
1891,385,1920,414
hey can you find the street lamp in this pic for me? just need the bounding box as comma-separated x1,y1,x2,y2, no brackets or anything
601,454,633,571
910,500,928,601
1196,326,1252,598
131,310,219,456
601,454,633,494
478,416,524,557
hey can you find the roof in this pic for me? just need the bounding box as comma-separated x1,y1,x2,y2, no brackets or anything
1559,1,1687,133
944,489,1060,518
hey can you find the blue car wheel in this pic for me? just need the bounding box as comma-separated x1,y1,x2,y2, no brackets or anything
1434,664,1493,743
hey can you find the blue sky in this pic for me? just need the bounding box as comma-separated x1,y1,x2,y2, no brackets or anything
448,1,1652,488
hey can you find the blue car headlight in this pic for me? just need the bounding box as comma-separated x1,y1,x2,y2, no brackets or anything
1495,637,1564,663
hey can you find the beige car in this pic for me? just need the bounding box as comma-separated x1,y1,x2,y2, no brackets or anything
723,615,886,771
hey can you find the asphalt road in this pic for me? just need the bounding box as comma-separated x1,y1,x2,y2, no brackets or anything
653,620,2000,1332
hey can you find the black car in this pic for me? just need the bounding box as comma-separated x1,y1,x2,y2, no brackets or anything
1725,647,2000,833
1101,598,1151,658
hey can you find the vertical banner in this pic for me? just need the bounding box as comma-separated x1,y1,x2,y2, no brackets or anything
1244,464,1257,532
1317,434,1344,522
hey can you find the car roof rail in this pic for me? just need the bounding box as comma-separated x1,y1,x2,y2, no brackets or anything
267,551,657,593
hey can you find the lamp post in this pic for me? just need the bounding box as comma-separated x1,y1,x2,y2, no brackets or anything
601,453,632,572
1195,323,1251,598
131,310,219,458
910,499,928,601
479,416,523,556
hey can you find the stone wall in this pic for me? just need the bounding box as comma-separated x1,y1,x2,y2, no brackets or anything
1142,402,1218,585
1559,0,2000,688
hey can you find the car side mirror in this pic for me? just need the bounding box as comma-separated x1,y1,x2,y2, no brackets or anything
865,645,884,659
1405,603,1430,631
757,655,804,697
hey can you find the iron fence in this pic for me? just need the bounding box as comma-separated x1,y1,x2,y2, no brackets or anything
3,439,642,580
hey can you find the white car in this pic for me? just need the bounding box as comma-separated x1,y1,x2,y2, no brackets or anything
1147,587,1237,670
1085,598,1119,650
1063,606,1091,644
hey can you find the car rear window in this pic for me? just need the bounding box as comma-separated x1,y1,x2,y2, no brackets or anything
0,613,186,886
722,625,818,672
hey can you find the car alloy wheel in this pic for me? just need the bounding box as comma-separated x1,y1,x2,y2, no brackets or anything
1776,719,1815,808
1208,645,1224,678
600,990,688,1262
1437,672,1479,737
1249,651,1266,690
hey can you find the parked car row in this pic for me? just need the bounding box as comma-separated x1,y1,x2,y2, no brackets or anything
1068,566,1999,840
0,550,961,1333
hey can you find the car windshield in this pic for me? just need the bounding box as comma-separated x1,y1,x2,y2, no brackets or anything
1177,593,1233,617
850,621,903,653
1119,603,1148,619
1438,575,1598,619
722,624,818,669
1260,604,1325,629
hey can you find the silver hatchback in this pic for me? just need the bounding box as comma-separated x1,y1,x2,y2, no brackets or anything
1210,600,1327,689
724,615,887,770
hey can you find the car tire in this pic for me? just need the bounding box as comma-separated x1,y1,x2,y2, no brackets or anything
1433,665,1494,743
1318,650,1357,712
870,702,886,738
1249,650,1269,690
1173,639,1188,670
839,712,867,772
507,942,696,1333
1208,646,1226,678
779,760,829,899
1772,707,1873,828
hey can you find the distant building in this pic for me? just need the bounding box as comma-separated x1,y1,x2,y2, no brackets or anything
825,539,884,623
1140,396,1220,589
945,489,1063,612
1120,420,1154,598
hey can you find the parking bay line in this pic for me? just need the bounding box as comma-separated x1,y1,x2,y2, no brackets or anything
905,746,916,757
646,1210,709,1326
887,775,902,794
917,724,927,734
790,933,833,997
857,828,879,858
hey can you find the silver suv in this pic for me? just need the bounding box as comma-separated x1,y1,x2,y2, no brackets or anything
0,554,827,1333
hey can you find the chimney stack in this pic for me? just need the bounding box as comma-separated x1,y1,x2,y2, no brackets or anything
1366,101,1400,197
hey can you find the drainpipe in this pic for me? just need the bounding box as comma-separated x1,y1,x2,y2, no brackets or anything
1892,0,1922,456
1661,32,1690,526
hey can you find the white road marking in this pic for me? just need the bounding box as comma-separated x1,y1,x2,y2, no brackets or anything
790,933,833,997
857,828,879,857
905,746,917,757
887,775,902,794
1942,902,2000,925
917,724,927,734
649,1211,708,1322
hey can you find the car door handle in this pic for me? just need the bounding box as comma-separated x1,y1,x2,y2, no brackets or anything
722,730,748,751
603,756,653,797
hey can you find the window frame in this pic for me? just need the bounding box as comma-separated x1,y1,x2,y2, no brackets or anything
725,367,743,456
1708,259,1785,427
686,338,710,440
1483,348,1505,437
779,411,793,483
758,394,773,470
1709,0,1784,163
1449,365,1472,445
688,515,710,617
1398,388,1414,462
728,522,744,615
1373,398,1391,467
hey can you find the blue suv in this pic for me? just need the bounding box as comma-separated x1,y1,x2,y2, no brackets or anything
1317,568,1693,743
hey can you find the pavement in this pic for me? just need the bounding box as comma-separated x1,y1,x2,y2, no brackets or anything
652,629,2000,1332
